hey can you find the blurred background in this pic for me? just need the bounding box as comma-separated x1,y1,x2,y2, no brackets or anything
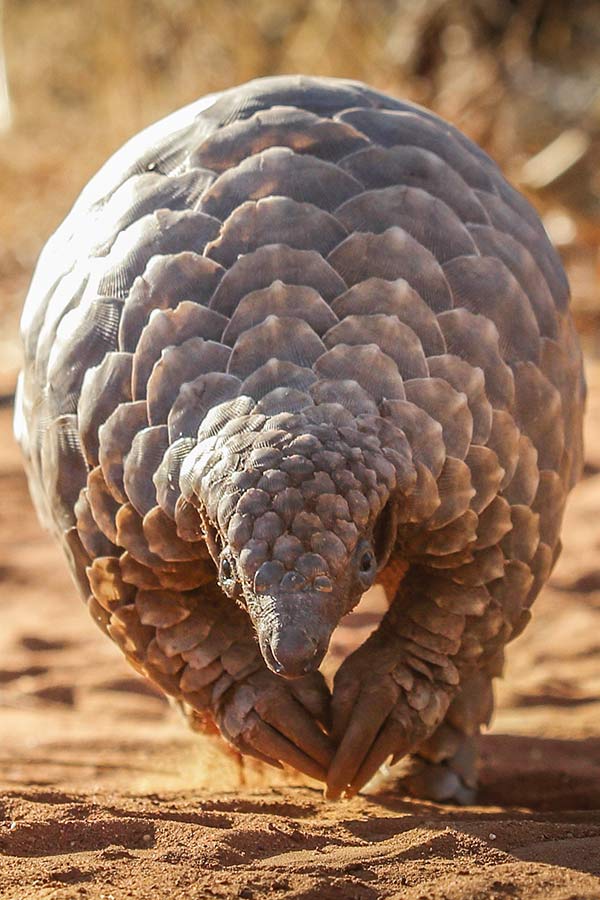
0,0,598,399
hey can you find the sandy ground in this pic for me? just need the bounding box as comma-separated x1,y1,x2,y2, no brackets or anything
1,364,600,899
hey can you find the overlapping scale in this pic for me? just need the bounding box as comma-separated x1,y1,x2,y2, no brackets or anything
74,490,118,559
339,145,489,224
473,189,570,311
331,278,446,356
119,252,224,352
122,425,169,516
437,308,515,409
381,400,445,479
191,106,369,172
132,302,227,398
328,227,453,312
86,465,121,544
468,225,558,339
209,244,346,317
90,169,215,256
206,197,348,266
336,186,478,262
98,401,149,503
464,446,505,514
335,108,496,191
443,255,541,364
426,355,492,445
167,373,241,442
513,362,564,471
142,506,208,562
241,359,317,400
222,282,337,346
227,316,326,379
324,315,428,380
45,297,123,418
315,344,406,403
78,351,133,466
146,338,231,424
39,414,88,532
97,209,221,298
404,378,473,461
199,147,363,220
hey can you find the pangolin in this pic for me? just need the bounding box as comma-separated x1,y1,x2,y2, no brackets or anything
15,76,585,803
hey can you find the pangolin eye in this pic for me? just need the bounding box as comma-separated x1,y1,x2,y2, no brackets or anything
219,554,240,601
360,550,375,573
356,544,377,587
220,556,233,582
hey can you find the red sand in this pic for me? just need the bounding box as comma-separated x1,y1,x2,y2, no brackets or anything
1,365,600,899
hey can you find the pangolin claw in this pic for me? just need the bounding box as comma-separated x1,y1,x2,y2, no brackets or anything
217,668,333,782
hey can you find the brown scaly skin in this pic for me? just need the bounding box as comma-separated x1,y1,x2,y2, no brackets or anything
15,76,585,802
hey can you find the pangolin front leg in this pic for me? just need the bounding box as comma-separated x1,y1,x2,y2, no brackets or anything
326,564,506,800
72,516,333,781
127,587,333,780
379,666,497,804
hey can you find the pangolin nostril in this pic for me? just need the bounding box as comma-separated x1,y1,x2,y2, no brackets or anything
270,628,320,678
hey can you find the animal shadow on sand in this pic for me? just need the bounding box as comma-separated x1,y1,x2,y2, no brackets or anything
360,732,600,878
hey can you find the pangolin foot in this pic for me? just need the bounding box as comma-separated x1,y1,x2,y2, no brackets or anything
364,725,479,806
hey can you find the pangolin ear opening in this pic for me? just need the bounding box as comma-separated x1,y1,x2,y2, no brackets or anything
373,499,399,572
199,511,221,567
200,510,243,602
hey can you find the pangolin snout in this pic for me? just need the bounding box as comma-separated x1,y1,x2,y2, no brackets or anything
263,625,325,678
249,591,339,679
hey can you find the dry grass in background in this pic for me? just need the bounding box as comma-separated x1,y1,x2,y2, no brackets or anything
0,0,598,393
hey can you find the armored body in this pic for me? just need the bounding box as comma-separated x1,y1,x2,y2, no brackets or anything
16,76,585,802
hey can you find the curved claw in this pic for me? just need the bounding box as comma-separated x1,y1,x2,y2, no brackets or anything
325,679,399,800
235,734,284,770
346,719,410,797
330,675,363,744
216,670,333,782
244,711,328,781
290,674,331,730
255,685,334,770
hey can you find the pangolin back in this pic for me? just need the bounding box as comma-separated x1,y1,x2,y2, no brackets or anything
15,76,585,786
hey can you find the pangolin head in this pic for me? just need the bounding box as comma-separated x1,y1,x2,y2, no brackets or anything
181,401,416,678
